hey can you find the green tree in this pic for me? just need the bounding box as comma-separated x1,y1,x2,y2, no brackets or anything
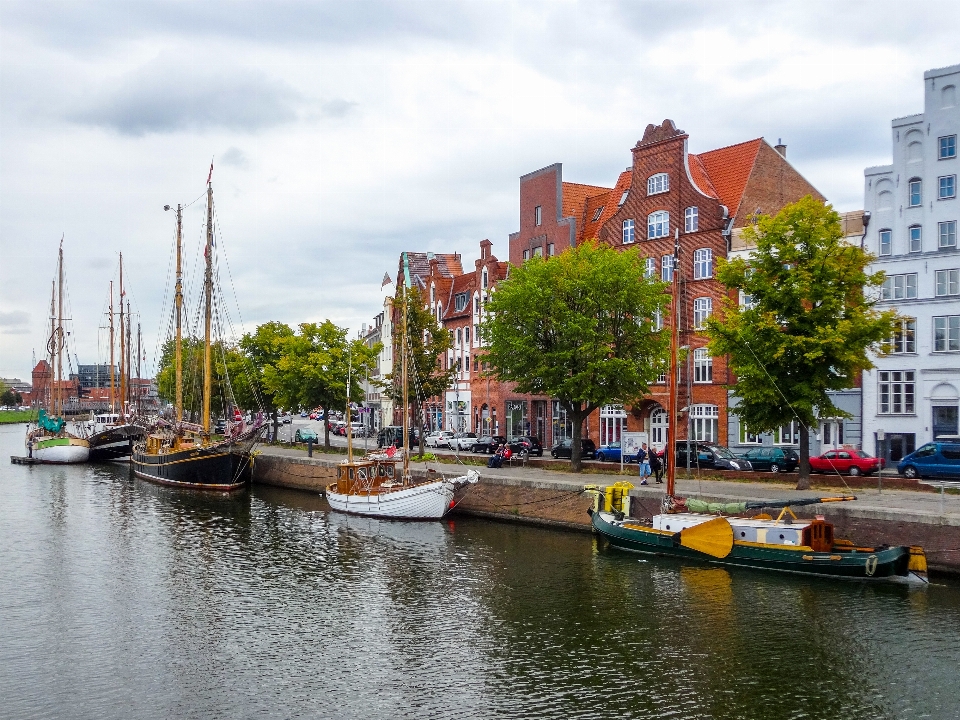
706,196,896,489
1,387,22,406
238,321,295,441
266,321,379,449
156,336,250,424
481,241,670,471
382,285,455,456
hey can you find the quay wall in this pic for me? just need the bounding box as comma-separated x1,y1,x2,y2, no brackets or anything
252,453,960,575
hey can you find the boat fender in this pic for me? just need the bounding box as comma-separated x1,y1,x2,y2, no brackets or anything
908,547,928,573
865,555,878,576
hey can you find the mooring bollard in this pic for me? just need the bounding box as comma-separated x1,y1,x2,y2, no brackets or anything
307,439,313,458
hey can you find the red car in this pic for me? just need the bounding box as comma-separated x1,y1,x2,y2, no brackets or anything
809,448,882,476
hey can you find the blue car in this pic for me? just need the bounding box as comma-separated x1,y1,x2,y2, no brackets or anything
595,442,638,463
898,439,960,479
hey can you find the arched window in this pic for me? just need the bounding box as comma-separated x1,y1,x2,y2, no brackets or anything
693,248,712,279
648,211,669,239
647,173,669,195
693,348,712,383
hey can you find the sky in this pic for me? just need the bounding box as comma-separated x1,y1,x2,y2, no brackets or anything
2,0,959,382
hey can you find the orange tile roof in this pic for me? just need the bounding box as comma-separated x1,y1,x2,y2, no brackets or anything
582,171,633,242
443,273,476,320
686,154,718,199
695,138,762,217
562,182,611,219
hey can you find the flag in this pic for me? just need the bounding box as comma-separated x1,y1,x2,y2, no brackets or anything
381,272,392,288
385,445,396,458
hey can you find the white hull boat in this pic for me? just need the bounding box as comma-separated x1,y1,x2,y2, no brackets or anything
326,468,479,520
28,435,91,464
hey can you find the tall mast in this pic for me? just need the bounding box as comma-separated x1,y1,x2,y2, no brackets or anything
126,300,132,418
136,322,142,416
401,255,410,483
119,253,126,421
346,349,354,463
109,281,115,413
48,281,55,416
56,241,64,418
666,230,681,498
202,183,213,437
174,204,183,423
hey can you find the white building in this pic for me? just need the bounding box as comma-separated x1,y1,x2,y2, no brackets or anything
863,63,960,462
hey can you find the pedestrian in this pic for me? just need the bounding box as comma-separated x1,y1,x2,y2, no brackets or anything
488,443,505,469
650,448,663,484
637,442,651,485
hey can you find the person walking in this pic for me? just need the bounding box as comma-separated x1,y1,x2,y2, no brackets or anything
650,447,663,484
637,442,651,485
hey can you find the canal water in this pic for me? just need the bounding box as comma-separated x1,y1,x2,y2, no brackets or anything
2,424,959,720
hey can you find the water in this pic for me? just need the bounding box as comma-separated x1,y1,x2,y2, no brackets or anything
2,423,959,720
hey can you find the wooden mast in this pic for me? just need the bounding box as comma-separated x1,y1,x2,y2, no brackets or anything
401,254,410,484
136,322,141,416
126,300,132,417
109,281,115,413
174,204,183,423
346,348,354,463
666,229,681,498
119,253,126,421
48,280,55,418
202,182,214,438
55,243,64,419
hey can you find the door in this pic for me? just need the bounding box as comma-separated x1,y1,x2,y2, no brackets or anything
650,408,668,451
821,421,844,450
933,406,959,439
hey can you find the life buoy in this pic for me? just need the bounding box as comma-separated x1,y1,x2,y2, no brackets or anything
865,555,878,576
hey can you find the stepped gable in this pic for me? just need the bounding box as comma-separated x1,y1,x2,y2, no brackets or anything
695,138,763,217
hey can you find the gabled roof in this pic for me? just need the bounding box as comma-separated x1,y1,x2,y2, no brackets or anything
562,182,611,219
686,153,719,200
443,273,476,320
580,171,632,242
401,252,463,289
695,138,763,217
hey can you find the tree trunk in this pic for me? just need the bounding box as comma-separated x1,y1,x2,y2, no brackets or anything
569,403,584,473
322,404,331,448
796,422,811,490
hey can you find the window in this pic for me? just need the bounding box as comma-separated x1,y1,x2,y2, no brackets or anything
879,229,892,256
618,191,628,206
739,290,757,310
455,293,468,312
651,310,663,331
775,421,801,445
909,179,922,207
880,273,917,300
592,206,605,222
693,297,712,329
547,243,555,256
456,328,462,345
534,205,542,226
940,221,957,248
522,249,529,260
482,269,488,289
934,316,960,351
685,207,699,233
532,246,543,257
690,405,719,442
647,173,669,195
940,175,957,199
474,295,480,314
887,317,916,354
941,135,958,160
465,326,470,345
693,248,712,279
693,348,712,383
739,422,762,445
909,225,922,253
878,370,916,414
645,257,656,278
661,254,674,281
623,218,635,244
936,269,960,296
648,211,669,239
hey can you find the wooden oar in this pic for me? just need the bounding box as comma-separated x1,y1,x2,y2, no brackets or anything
677,517,734,558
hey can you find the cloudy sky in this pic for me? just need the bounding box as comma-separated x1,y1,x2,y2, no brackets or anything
1,0,958,381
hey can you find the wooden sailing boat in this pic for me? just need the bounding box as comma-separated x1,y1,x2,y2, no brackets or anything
588,231,929,583
25,241,91,463
131,178,263,490
325,255,478,519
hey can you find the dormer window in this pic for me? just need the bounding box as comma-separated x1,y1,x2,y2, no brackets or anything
592,206,605,221
618,191,628,206
455,293,468,312
647,173,669,195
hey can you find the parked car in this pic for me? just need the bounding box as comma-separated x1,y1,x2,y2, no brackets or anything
550,438,597,460
675,443,752,471
738,447,799,473
450,432,479,451
471,435,507,453
280,413,292,424
214,419,226,434
425,430,455,448
508,436,544,457
898,440,960,479
595,441,639,463
295,428,319,443
809,448,882,476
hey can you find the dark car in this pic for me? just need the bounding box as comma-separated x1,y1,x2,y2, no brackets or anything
214,419,226,434
550,438,597,460
509,436,544,457
738,446,799,473
472,435,507,453
675,442,752,471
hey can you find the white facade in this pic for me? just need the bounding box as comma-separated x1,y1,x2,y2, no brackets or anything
863,63,960,461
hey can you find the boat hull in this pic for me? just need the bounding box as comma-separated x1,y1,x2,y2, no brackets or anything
88,424,146,462
591,510,914,582
132,445,252,491
29,436,90,464
326,480,456,519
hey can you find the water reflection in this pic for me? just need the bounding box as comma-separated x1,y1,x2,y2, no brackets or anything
1,423,958,720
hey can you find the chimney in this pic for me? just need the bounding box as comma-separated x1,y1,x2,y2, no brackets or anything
774,138,787,158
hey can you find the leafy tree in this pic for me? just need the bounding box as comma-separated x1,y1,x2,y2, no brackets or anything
156,336,251,425
381,285,455,456
266,321,379,448
706,196,896,489
1,387,22,406
481,241,670,471
238,321,295,441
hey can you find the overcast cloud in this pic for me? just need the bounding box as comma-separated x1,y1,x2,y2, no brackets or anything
2,0,959,380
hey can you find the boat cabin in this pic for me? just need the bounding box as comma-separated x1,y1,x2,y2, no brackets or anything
336,459,401,495
654,513,834,552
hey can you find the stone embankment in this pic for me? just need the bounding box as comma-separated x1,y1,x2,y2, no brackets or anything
252,445,960,575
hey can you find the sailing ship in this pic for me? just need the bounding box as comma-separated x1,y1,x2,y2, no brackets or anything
588,233,929,583
25,241,91,464
87,262,147,461
325,256,478,519
131,178,264,490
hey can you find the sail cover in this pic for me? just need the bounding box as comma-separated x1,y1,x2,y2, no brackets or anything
38,408,65,434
